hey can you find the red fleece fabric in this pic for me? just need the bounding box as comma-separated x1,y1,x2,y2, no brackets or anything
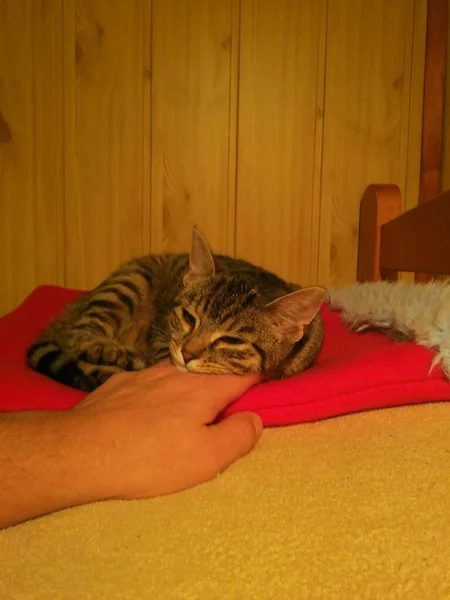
0,285,449,426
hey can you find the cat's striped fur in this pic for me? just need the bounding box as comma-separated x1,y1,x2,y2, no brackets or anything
27,227,326,391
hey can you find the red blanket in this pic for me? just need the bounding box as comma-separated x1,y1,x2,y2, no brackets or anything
1,285,449,426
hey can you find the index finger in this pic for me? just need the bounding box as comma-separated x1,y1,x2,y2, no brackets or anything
136,365,261,421
187,372,262,423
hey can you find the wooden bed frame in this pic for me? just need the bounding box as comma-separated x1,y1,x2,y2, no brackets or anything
357,184,450,282
358,1,449,287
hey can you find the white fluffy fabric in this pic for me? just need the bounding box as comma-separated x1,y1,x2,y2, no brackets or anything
327,280,450,378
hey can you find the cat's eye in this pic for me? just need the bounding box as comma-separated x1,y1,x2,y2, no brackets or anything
219,336,244,345
182,308,196,328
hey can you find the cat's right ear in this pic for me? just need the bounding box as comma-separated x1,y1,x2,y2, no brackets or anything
183,225,216,286
264,286,327,342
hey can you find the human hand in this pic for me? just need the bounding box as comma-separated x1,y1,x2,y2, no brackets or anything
0,363,262,529
74,363,263,501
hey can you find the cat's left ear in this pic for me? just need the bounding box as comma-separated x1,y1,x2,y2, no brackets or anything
264,287,327,342
183,225,216,286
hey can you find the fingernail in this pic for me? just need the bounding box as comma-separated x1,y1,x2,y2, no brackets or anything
252,414,264,439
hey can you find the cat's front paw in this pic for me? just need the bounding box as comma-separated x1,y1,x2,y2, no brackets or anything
82,341,145,371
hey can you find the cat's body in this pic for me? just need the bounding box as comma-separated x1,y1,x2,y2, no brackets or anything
28,227,327,391
328,280,450,378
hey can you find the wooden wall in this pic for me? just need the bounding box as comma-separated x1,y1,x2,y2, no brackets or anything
442,9,450,193
0,0,427,316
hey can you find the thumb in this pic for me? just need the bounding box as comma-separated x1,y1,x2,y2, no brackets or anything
205,412,263,475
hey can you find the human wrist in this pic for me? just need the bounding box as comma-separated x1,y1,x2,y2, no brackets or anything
55,408,123,504
0,409,115,528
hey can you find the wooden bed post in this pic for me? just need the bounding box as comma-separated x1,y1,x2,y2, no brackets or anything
357,185,403,282
416,0,448,282
358,1,448,285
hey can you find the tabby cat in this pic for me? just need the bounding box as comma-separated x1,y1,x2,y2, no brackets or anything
27,226,326,391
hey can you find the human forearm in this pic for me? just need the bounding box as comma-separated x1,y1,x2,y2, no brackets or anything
0,366,262,530
0,410,106,529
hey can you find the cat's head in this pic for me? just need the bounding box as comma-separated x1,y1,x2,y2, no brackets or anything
168,226,326,376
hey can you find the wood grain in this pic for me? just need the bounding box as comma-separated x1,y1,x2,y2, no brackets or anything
63,0,150,289
440,4,450,192
380,189,450,276
418,0,447,205
404,0,427,213
416,0,447,282
235,0,327,286
0,1,434,312
357,185,403,282
0,0,63,315
150,0,236,255
318,0,427,287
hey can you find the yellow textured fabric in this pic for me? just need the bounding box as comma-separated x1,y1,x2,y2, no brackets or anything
1,402,450,599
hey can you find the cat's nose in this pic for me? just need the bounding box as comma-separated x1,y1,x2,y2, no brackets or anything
182,350,194,364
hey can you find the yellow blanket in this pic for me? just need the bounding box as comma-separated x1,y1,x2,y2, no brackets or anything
1,402,450,599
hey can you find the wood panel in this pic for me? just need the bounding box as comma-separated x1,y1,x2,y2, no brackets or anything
418,0,447,205
318,0,427,287
151,0,238,255
235,0,327,286
415,0,446,283
63,0,151,289
0,0,63,316
379,189,450,277
404,0,427,213
0,0,431,311
442,10,450,193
